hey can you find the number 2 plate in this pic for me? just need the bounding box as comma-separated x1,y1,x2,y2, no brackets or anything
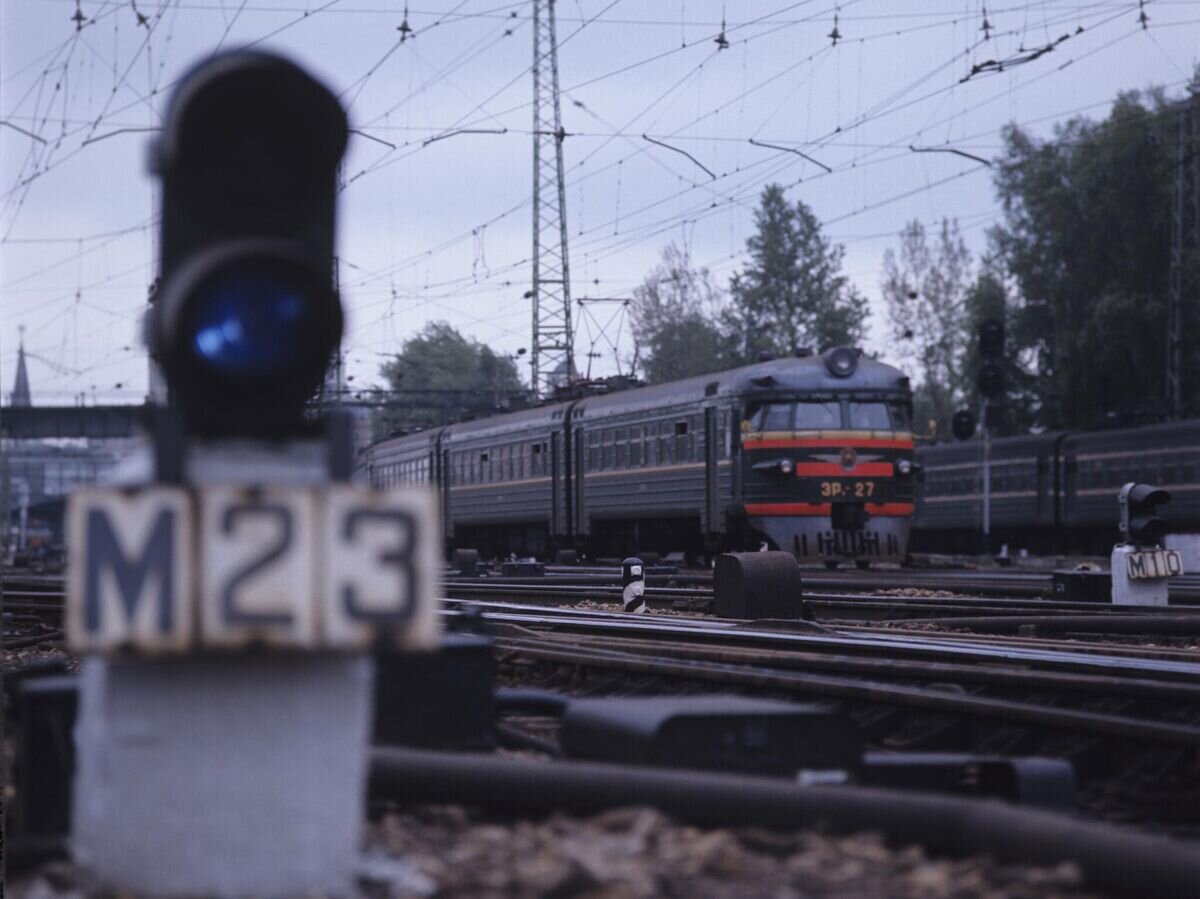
66,485,440,653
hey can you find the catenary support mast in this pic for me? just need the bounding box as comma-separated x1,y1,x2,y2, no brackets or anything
531,0,575,398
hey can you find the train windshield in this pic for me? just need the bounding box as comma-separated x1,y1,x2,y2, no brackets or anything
847,402,892,430
794,401,841,429
746,401,842,430
747,402,793,431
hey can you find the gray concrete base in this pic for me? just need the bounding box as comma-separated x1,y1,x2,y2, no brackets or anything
1110,545,1170,605
72,654,373,898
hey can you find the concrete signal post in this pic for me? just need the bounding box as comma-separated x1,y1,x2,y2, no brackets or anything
1110,483,1180,605
65,52,440,897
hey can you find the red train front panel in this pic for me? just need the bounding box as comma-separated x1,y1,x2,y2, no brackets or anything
739,398,915,564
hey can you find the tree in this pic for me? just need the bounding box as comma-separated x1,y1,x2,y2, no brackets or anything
725,185,868,364
989,86,1199,428
630,243,727,384
958,265,1038,436
374,321,526,437
881,219,972,437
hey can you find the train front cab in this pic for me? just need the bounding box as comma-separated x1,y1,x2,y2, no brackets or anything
737,381,915,566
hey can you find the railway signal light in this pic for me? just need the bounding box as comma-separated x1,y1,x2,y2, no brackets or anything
952,409,976,440
978,318,1004,359
976,318,1005,400
1118,482,1171,547
977,364,1003,399
146,51,348,438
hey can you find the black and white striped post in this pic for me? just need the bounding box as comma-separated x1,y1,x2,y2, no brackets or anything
622,557,646,613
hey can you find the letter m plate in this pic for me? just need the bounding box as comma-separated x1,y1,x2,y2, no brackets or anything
67,488,193,653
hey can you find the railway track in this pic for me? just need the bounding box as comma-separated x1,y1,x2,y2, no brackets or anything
6,566,1200,835
448,602,1200,831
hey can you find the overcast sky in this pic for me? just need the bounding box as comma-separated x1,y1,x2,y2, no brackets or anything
2,0,1198,405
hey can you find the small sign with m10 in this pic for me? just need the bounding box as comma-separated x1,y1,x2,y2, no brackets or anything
66,485,440,653
1124,548,1184,580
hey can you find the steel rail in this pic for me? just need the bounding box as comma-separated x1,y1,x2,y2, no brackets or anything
447,603,1200,681
502,628,1200,702
496,636,1200,746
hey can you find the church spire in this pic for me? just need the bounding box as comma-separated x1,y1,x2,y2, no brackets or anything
10,325,31,407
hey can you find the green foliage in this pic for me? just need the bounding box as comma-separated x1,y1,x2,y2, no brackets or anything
990,88,1192,427
375,321,526,437
725,185,869,363
631,243,727,384
881,219,972,437
959,265,1038,436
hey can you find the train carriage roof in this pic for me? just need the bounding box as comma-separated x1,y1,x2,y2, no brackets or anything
571,352,910,421
1062,418,1200,452
363,350,911,459
916,432,1067,465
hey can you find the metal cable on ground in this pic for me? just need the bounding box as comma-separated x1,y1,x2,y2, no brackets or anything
369,746,1200,899
911,615,1200,635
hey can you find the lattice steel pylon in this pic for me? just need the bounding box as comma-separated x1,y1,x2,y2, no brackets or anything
531,0,575,398
1167,87,1197,418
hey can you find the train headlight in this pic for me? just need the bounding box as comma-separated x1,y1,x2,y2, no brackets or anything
779,458,794,475
896,459,912,476
825,346,858,378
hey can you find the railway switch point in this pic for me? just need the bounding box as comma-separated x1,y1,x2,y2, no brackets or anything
374,633,496,751
452,547,480,576
622,557,646,613
714,551,804,619
560,695,861,775
1052,567,1112,603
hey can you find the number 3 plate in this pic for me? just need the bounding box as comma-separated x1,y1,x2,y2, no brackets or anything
66,485,441,653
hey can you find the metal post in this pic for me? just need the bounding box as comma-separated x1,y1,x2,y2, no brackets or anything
1168,101,1186,418
622,557,646,613
981,398,991,554
530,0,574,398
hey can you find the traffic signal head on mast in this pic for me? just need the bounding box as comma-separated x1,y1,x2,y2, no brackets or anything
1118,482,1171,547
147,50,348,438
976,318,1005,401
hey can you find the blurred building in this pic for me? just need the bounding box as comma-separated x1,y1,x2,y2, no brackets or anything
2,338,134,557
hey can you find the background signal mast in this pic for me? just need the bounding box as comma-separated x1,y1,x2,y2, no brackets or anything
530,0,575,398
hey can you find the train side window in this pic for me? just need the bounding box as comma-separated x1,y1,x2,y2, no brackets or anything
658,424,672,464
888,401,913,432
617,428,629,467
631,428,643,466
645,427,656,466
794,402,839,430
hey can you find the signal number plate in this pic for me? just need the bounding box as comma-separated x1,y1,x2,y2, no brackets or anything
1125,549,1183,580
818,480,876,499
66,485,440,653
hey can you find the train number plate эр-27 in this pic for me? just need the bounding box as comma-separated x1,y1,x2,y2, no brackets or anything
65,485,441,653
817,479,877,499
